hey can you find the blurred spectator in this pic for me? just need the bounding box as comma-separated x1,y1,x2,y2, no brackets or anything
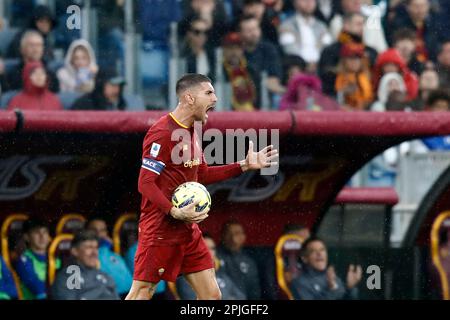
0,256,18,300
290,237,362,300
15,219,55,300
124,242,167,298
72,67,128,110
330,0,388,53
3,30,59,93
176,233,247,300
335,43,373,110
6,5,57,61
182,0,229,47
222,32,258,110
0,54,5,95
278,0,332,73
425,89,450,112
57,39,99,94
7,61,63,111
282,223,311,240
409,68,440,111
178,15,216,81
392,28,425,75
240,0,279,47
86,218,133,298
319,12,378,96
371,72,407,111
373,48,419,101
217,221,261,300
436,41,450,89
51,230,120,300
238,15,285,107
314,0,339,25
387,0,445,62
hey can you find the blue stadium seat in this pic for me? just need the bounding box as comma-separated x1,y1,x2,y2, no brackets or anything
0,28,20,56
0,90,20,109
58,92,83,110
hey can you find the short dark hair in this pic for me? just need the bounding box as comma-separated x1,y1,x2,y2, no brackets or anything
176,73,212,96
283,223,307,235
300,236,325,257
71,230,98,249
220,220,243,239
243,0,263,6
23,218,48,234
393,28,417,44
426,89,450,109
238,14,259,30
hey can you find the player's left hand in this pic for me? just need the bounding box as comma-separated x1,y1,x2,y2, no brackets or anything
240,141,279,172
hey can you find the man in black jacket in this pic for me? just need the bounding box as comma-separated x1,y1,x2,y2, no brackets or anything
72,68,128,110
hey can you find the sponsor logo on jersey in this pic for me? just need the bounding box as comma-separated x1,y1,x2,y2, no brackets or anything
150,143,161,157
184,158,200,168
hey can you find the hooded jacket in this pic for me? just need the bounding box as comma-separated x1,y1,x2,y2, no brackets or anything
57,39,98,93
373,49,419,101
371,72,406,112
72,68,127,110
7,61,63,111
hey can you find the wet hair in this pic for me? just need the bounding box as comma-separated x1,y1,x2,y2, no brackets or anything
23,218,48,234
175,73,212,96
300,236,325,257
71,230,98,249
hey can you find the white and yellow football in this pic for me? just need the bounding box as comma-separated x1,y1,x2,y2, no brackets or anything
172,182,211,214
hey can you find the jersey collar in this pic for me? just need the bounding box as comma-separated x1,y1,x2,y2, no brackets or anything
169,113,190,129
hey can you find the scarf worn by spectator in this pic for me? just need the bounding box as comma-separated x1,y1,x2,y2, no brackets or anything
223,58,256,111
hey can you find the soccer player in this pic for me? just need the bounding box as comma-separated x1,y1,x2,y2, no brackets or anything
125,74,278,300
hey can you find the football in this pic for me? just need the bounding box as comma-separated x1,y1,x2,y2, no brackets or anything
172,182,211,214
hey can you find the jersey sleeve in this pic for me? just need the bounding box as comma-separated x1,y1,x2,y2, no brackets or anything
138,129,173,214
197,153,243,185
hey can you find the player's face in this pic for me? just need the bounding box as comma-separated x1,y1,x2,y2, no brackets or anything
192,82,217,124
72,240,99,269
302,240,328,272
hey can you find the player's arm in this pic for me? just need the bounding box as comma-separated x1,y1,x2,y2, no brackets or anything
198,141,279,185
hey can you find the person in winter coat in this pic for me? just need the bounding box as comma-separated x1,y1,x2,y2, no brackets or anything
57,39,98,94
372,48,419,101
371,72,407,112
7,61,62,111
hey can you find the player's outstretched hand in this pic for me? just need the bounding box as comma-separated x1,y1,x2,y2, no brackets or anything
170,200,210,224
240,141,279,172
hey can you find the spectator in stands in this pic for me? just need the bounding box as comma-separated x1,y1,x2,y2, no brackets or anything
409,68,440,111
176,233,247,300
319,12,378,97
178,15,216,81
387,0,444,62
0,54,5,96
222,32,258,111
240,0,279,47
238,15,285,108
124,242,167,299
6,5,57,61
425,89,450,112
335,43,373,110
7,61,63,111
86,217,133,298
278,0,332,73
0,256,18,300
57,39,98,94
314,0,338,25
290,237,362,300
72,67,128,110
15,219,55,300
217,221,261,300
392,28,425,75
3,30,59,93
329,0,388,53
371,72,407,112
51,230,120,300
373,48,419,101
182,0,229,47
436,41,450,89
283,223,311,240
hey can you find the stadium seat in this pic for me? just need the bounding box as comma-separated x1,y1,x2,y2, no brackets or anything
112,213,138,255
0,28,20,56
55,214,86,235
430,211,450,300
1,214,29,300
274,234,305,300
47,234,74,286
0,90,19,109
58,92,83,110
